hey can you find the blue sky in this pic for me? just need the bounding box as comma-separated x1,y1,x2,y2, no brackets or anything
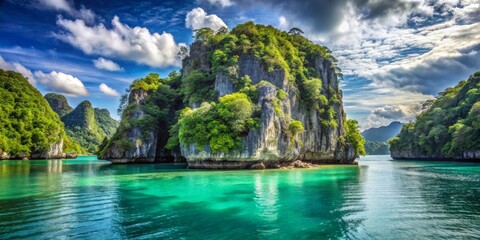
1,0,479,129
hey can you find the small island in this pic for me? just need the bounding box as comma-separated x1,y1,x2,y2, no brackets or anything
99,23,365,168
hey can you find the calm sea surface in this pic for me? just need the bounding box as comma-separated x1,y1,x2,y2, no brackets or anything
0,155,479,239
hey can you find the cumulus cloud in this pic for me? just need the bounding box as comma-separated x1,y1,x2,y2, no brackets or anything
185,8,227,31
372,105,412,119
0,56,36,84
55,16,183,68
36,0,95,22
93,57,123,71
99,83,120,97
364,104,423,130
34,71,89,97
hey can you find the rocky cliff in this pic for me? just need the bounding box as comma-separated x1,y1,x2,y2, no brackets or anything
100,73,184,163
101,22,363,168
390,71,480,161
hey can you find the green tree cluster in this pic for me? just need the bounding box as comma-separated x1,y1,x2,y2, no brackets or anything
176,93,257,153
345,120,366,157
44,93,73,117
390,72,480,157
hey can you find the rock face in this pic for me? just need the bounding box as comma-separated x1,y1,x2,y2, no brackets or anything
101,89,159,163
181,49,355,168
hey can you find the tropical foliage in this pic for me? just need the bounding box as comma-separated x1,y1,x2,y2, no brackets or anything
176,93,257,153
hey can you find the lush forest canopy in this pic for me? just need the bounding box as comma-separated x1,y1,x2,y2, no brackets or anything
0,69,81,156
101,72,184,156
44,93,73,118
390,72,480,157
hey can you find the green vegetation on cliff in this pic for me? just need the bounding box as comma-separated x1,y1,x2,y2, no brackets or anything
390,72,480,158
101,72,183,156
345,120,366,156
192,22,339,113
0,69,80,157
177,22,349,153
44,93,73,117
177,92,257,153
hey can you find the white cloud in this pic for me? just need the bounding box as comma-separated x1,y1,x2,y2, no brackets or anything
342,83,434,129
200,0,234,8
34,71,89,97
319,1,480,90
185,8,227,31
99,83,120,97
278,16,288,30
363,104,423,130
37,0,95,22
0,56,36,85
93,57,123,71
56,16,183,68
39,0,71,11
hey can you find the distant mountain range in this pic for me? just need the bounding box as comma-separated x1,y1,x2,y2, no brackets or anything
361,121,403,155
362,121,403,142
45,93,118,154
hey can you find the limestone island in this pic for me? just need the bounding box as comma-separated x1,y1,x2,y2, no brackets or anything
99,22,365,169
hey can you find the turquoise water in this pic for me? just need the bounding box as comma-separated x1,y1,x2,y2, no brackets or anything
0,155,479,239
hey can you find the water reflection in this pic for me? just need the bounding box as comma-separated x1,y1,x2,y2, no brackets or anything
254,173,280,237
47,160,63,174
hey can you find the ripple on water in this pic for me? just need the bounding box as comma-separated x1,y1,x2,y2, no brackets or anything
0,157,479,239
